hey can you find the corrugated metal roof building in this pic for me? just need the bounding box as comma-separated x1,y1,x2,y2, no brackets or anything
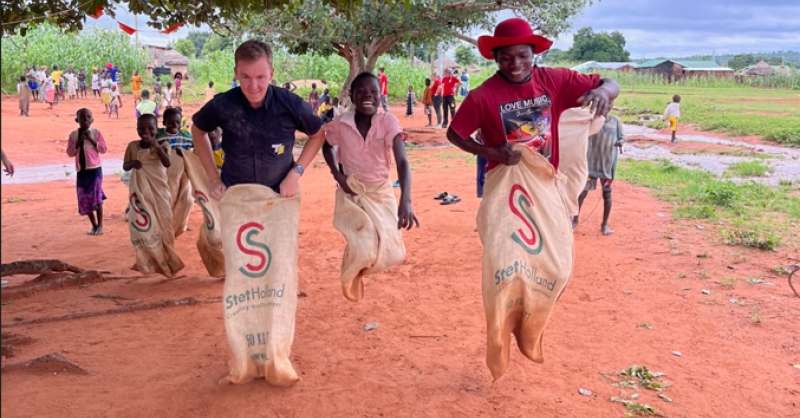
635,59,734,81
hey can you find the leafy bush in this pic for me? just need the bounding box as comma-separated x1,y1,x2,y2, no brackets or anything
726,160,771,177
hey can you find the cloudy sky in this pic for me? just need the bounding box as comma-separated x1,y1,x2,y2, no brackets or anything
89,0,800,58
540,0,800,58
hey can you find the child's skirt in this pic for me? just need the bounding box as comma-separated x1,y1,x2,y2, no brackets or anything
45,89,55,104
76,167,107,215
102,93,111,105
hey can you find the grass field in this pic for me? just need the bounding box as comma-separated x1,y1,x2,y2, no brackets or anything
618,159,800,251
611,85,800,145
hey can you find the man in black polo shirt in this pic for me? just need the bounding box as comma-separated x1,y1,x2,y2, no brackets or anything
192,40,325,199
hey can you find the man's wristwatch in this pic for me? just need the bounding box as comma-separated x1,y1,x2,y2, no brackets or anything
293,164,305,176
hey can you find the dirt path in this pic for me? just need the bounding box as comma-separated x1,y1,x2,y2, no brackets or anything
2,97,799,417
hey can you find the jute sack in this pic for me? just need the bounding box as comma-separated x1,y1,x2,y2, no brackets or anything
179,149,225,277
558,109,605,218
333,176,406,302
167,152,194,238
219,184,301,387
128,148,185,277
477,145,574,381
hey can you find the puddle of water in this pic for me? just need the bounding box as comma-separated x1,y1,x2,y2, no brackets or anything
1,160,125,186
622,125,800,186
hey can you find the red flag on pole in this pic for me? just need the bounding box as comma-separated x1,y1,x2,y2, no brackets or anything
160,22,185,35
88,6,104,19
118,22,136,36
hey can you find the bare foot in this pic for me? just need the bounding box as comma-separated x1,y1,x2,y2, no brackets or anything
93,225,104,235
87,227,97,235
602,224,614,235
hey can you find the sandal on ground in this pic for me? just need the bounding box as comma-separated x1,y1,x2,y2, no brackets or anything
434,191,449,200
441,195,461,205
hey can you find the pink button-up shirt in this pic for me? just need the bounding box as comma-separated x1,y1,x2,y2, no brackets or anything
66,128,107,171
324,112,403,184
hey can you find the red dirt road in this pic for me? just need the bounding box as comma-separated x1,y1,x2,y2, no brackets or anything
1,96,799,417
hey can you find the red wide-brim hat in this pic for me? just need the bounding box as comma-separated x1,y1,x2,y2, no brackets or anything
477,18,553,59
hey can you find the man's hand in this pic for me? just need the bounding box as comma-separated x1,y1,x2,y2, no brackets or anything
209,177,227,200
397,200,420,230
334,172,357,196
486,144,522,166
279,170,301,198
577,87,614,118
3,161,14,177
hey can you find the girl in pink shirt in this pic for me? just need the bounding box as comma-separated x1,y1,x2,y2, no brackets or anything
322,72,419,230
66,108,108,235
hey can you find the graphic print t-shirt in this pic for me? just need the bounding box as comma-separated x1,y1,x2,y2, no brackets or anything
449,68,600,172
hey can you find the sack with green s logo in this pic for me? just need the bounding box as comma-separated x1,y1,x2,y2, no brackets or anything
219,184,301,387
180,150,225,277
333,176,406,302
127,148,185,277
476,145,574,381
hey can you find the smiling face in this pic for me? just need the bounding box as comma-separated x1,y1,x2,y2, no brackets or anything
76,109,93,130
351,76,381,117
495,44,535,83
234,56,274,108
137,116,158,143
164,113,181,135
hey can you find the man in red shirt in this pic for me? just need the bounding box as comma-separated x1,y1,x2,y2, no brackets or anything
378,67,389,113
446,18,619,173
430,73,443,128
440,68,462,129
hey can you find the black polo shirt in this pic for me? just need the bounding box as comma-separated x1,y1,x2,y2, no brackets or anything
193,85,322,192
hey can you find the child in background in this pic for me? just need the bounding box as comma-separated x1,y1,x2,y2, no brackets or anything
421,78,433,127
51,65,63,103
174,73,183,106
101,73,113,113
332,97,346,118
203,81,216,104
78,69,87,98
43,70,56,109
67,69,78,99
26,69,39,102
66,109,108,235
663,94,681,143
135,90,159,118
318,96,333,121
231,77,237,88
154,76,163,96
108,84,123,119
320,88,330,105
321,72,419,301
91,68,100,98
175,106,191,134
309,83,320,113
405,85,416,118
164,81,174,109
157,108,194,151
131,70,143,105
17,76,31,117
209,127,224,172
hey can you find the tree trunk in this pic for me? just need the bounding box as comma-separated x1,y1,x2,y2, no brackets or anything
340,45,366,102
409,43,415,64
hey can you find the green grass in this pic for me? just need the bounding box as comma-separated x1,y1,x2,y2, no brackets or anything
611,85,800,146
726,160,771,177
619,159,800,250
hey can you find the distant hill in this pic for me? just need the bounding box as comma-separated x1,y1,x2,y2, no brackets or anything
633,51,800,66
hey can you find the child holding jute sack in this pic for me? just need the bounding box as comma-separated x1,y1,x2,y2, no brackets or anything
322,72,420,302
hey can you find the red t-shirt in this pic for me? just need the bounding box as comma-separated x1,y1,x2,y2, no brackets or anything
431,79,442,97
450,68,600,172
379,73,388,95
442,76,459,96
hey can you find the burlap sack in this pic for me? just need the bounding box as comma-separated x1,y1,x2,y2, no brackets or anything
477,145,574,381
219,184,301,387
128,148,185,277
333,176,406,302
167,152,194,238
558,109,605,218
179,149,225,277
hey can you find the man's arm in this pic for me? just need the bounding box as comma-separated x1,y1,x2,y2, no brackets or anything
577,77,620,117
279,129,325,198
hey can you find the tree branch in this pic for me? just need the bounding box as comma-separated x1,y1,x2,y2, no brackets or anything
441,0,505,11
452,32,477,45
